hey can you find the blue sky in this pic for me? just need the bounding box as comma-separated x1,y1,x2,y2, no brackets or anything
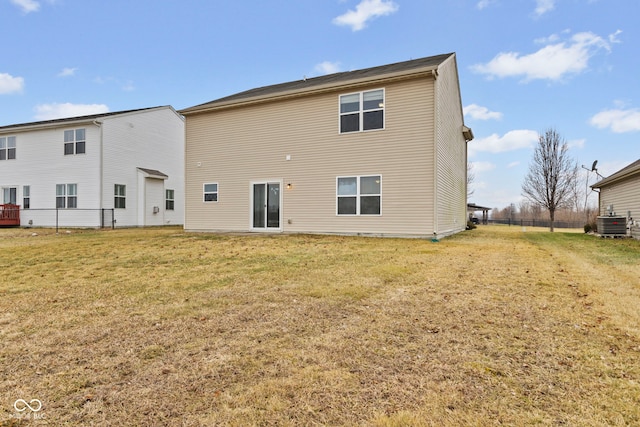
1,0,638,209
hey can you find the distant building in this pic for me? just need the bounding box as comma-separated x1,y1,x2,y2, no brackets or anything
0,106,184,227
180,52,473,238
591,159,640,238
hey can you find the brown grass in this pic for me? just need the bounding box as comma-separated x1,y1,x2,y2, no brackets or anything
0,225,639,426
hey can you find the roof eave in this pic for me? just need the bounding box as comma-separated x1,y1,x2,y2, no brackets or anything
591,166,640,189
180,67,439,116
0,106,174,133
463,125,474,142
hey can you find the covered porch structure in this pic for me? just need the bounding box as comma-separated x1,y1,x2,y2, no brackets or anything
467,203,491,225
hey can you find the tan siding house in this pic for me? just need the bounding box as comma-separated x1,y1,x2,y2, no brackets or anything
180,53,472,238
592,159,640,237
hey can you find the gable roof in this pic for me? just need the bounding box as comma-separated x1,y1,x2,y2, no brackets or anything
180,53,455,115
0,106,173,132
591,159,640,189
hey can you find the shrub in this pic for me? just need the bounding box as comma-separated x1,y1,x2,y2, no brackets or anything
584,221,598,233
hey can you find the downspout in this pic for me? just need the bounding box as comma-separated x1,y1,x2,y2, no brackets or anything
432,69,439,239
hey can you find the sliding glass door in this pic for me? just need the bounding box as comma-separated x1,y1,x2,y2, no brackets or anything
252,181,281,230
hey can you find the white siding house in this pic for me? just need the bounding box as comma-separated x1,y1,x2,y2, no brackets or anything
180,53,473,238
0,106,184,228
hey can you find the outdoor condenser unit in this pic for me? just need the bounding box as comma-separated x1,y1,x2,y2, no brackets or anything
597,216,627,235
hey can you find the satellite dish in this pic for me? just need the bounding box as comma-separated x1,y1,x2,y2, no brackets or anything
591,160,598,171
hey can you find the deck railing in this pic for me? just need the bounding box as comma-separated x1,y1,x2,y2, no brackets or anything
0,204,20,226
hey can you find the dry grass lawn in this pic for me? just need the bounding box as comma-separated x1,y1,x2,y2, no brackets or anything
0,225,639,426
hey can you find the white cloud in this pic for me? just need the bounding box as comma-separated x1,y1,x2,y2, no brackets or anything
589,108,640,133
464,104,503,121
34,103,109,120
10,0,55,13
507,161,521,168
315,61,341,75
0,73,25,94
57,67,77,77
476,0,496,10
333,0,399,31
11,0,40,13
122,80,135,91
471,30,616,82
471,161,496,173
534,0,555,16
567,138,586,149
469,130,538,156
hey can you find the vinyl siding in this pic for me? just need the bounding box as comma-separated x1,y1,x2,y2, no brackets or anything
0,106,184,228
101,107,185,226
434,55,468,236
185,77,437,236
1,124,102,227
598,174,640,219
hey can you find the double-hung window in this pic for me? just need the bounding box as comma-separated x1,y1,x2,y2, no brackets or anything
114,184,126,209
0,136,16,160
203,183,218,202
23,186,30,209
339,89,384,133
2,187,17,204
56,184,77,208
337,175,381,215
165,189,175,210
64,129,86,155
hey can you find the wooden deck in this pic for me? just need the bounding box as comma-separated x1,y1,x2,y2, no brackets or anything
0,204,20,226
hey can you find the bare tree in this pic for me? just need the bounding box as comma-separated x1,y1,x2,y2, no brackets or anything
521,128,578,232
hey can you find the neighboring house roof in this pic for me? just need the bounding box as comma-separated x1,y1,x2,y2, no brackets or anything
180,53,455,115
0,106,177,132
467,203,492,211
591,159,640,189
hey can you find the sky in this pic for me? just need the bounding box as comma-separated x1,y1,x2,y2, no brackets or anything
1,0,639,210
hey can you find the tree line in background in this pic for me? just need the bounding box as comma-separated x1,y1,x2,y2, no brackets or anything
479,128,601,232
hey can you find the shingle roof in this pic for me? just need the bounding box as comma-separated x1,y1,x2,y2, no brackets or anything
180,53,454,114
137,167,169,179
591,159,640,188
0,106,165,131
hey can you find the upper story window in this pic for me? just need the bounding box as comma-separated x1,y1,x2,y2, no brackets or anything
64,129,86,155
114,184,126,209
0,136,16,160
339,89,384,133
203,183,218,202
337,175,381,215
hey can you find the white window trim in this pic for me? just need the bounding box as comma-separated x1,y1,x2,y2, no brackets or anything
203,182,219,203
114,184,126,209
166,189,175,210
23,185,30,209
64,128,86,155
249,179,283,232
56,183,78,209
0,136,16,160
336,174,382,216
338,88,385,134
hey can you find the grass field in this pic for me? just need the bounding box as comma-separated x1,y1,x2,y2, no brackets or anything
0,225,639,426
